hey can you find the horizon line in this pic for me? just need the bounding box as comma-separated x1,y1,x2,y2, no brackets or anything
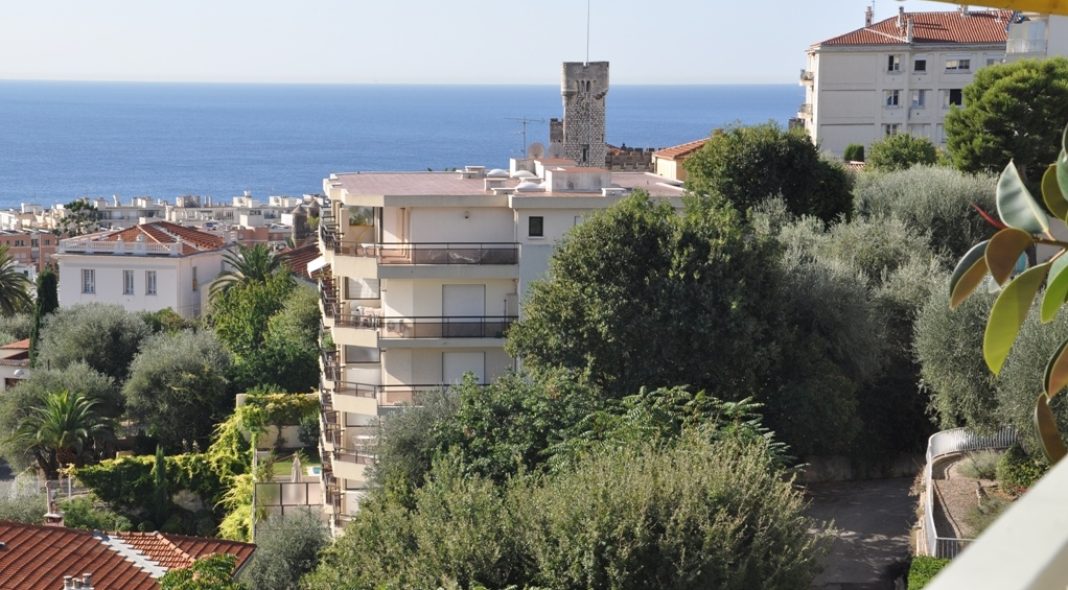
0,77,797,87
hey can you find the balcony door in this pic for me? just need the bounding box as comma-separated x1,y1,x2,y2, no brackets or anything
443,352,485,385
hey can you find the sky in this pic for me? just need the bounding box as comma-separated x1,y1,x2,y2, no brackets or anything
0,0,978,85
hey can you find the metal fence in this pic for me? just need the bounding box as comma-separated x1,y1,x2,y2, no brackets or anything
923,427,1017,558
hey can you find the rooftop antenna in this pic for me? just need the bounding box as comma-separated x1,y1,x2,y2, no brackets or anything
506,117,546,156
586,0,591,65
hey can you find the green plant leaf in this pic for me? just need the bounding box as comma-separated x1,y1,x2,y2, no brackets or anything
1042,252,1068,323
997,160,1050,235
985,228,1033,285
984,262,1050,375
1057,123,1068,202
1043,164,1068,219
949,240,990,310
1035,392,1067,464
1045,339,1068,398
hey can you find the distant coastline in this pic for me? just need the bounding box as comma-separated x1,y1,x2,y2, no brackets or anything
0,81,802,208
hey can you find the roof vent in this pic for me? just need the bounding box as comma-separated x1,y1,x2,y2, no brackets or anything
515,181,545,192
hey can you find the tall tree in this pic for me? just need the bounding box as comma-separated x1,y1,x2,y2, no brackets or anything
12,389,112,479
209,244,289,301
0,245,33,316
29,265,59,367
684,122,853,222
945,57,1068,182
36,304,150,381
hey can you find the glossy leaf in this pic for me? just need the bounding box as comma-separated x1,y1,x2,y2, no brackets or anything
1042,164,1068,219
949,240,990,310
1035,392,1067,464
997,160,1050,235
986,228,1033,285
1046,339,1068,398
1058,123,1068,202
984,262,1050,375
1042,253,1068,323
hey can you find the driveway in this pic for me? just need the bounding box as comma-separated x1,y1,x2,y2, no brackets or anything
806,477,915,590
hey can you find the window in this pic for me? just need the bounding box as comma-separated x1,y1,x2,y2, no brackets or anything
191,267,198,292
946,89,964,107
883,123,901,137
145,270,157,295
30,239,38,247
914,59,927,72
885,90,901,107
81,269,95,294
123,270,134,295
986,57,1000,67
911,89,927,108
887,54,902,72
945,58,971,71
528,216,544,238
343,345,380,364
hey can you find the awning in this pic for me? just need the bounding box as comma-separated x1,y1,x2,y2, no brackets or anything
307,255,328,277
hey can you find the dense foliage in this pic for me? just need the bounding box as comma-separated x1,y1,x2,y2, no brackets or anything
684,122,853,222
866,133,938,171
160,554,241,590
0,245,33,315
241,510,328,590
908,556,950,590
945,57,1068,181
37,304,150,381
29,265,58,366
843,143,865,162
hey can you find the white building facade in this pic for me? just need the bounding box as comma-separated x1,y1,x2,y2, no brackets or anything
56,222,230,318
799,7,1009,157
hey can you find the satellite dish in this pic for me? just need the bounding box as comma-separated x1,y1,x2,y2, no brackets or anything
528,142,546,159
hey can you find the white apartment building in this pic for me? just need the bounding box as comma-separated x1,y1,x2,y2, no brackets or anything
1006,13,1068,60
315,61,688,529
56,221,231,318
799,7,1009,156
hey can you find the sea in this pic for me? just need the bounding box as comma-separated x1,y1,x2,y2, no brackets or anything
0,81,802,208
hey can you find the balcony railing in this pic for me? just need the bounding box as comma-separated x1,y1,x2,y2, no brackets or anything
798,103,813,115
800,69,814,82
333,445,376,466
381,316,516,338
332,242,519,265
331,382,481,405
320,348,340,381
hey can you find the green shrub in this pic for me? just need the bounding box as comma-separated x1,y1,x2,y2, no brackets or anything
996,444,1048,493
60,496,133,531
240,510,328,590
0,491,45,524
867,134,938,171
843,143,865,162
908,556,950,589
963,495,1008,535
957,450,1000,480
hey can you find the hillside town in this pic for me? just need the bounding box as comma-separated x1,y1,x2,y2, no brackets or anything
3,2,1068,590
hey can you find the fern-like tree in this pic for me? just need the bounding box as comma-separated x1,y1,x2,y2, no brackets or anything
12,389,112,479
0,245,32,316
209,244,289,301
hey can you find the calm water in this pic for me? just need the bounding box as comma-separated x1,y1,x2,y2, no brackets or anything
0,82,801,207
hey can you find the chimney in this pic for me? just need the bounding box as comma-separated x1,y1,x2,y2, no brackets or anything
865,5,873,27
959,4,968,16
898,6,906,30
906,17,915,42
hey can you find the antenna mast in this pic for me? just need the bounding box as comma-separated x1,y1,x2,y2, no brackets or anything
586,0,591,65
506,117,546,155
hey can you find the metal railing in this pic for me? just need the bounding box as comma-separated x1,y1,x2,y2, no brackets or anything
320,348,340,381
923,427,1017,558
332,242,519,265
330,382,474,405
379,315,516,339
333,445,376,466
800,69,814,82
256,481,324,510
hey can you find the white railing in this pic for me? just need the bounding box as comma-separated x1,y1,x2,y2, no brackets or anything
923,427,1017,558
59,239,181,256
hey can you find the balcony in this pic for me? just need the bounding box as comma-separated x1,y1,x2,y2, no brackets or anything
333,242,519,265
800,69,814,82
798,103,813,116
380,316,516,339
332,382,476,406
320,348,341,382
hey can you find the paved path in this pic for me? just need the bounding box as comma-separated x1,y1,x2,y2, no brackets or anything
806,477,915,590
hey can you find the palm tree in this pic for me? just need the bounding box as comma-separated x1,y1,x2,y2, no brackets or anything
0,245,33,315
209,244,289,301
13,390,113,479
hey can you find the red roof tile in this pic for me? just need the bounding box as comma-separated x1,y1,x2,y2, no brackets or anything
96,221,227,255
653,138,709,161
0,339,29,350
160,533,256,571
278,243,321,278
0,522,157,590
818,10,1010,47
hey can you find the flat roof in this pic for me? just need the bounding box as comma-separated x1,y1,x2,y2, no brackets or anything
329,171,684,198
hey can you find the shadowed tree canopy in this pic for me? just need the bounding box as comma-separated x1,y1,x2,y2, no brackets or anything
683,122,853,222
0,245,32,316
945,57,1068,182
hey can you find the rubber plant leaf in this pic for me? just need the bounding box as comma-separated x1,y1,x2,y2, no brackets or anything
1042,253,1068,323
1043,163,1068,220
1045,339,1068,398
1035,392,1068,464
997,160,1050,235
986,227,1033,285
949,240,990,310
1058,123,1068,202
984,262,1050,375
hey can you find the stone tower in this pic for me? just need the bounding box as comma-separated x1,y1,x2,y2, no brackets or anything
560,61,609,167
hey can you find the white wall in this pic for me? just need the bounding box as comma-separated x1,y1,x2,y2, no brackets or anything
381,278,517,317
408,207,514,243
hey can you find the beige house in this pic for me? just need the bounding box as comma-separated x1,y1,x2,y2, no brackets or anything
799,7,1009,156
652,138,708,183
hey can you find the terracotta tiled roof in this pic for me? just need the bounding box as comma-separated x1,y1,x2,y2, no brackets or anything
0,339,29,350
278,243,321,278
95,221,228,255
0,522,256,590
653,138,709,161
818,10,1011,46
0,522,157,590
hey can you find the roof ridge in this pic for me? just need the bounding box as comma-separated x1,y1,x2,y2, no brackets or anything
95,531,169,579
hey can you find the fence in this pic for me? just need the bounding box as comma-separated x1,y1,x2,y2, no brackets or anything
923,427,1017,558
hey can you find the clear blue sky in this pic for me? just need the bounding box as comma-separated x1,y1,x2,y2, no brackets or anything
0,0,973,84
